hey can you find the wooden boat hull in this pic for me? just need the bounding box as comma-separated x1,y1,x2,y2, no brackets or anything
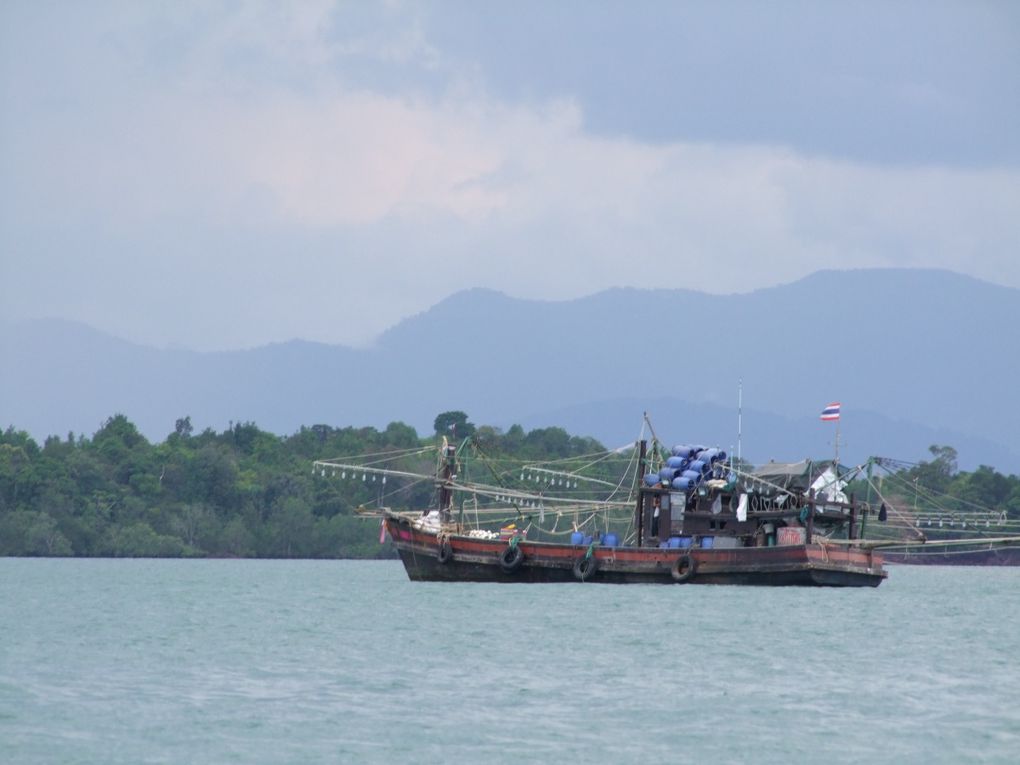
882,545,1020,566
385,516,886,587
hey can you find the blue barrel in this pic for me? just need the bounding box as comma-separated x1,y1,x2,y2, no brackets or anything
671,445,695,458
687,460,710,474
678,536,693,548
659,466,676,481
666,455,687,469
603,532,619,547
681,470,702,483
667,536,682,548
701,536,714,549
643,473,660,487
570,531,584,545
671,476,694,490
715,450,727,463
582,535,593,546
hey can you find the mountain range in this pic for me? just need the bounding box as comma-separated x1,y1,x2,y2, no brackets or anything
2,268,1018,472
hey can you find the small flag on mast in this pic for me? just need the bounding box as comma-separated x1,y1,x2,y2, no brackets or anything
820,402,841,421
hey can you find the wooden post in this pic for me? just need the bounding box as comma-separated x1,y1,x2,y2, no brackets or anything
635,440,647,547
848,492,857,540
806,488,815,544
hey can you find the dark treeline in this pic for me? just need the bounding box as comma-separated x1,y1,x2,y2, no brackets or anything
0,411,605,558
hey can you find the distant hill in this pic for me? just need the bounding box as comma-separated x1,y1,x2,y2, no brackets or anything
2,268,1018,472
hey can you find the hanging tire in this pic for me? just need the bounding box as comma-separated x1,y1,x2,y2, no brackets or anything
499,544,524,573
573,554,598,582
437,538,453,564
671,554,696,583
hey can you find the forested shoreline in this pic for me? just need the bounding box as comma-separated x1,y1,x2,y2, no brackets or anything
0,412,605,558
2,413,1018,558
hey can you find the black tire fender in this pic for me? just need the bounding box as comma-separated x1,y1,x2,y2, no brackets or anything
671,554,696,583
499,544,524,573
572,554,599,582
437,538,453,564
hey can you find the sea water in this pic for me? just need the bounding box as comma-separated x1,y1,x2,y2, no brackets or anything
1,559,1018,764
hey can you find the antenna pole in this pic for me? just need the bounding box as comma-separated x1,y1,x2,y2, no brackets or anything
835,416,841,466
737,378,743,464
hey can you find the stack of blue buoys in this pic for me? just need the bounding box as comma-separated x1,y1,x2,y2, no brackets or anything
663,536,693,548
692,448,728,479
646,442,729,491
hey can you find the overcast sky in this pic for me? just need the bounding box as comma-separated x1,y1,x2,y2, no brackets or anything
2,1,1018,350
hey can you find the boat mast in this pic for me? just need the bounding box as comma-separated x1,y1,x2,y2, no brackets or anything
437,438,457,522
860,457,874,539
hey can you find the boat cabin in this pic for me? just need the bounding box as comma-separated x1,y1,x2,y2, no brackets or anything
636,457,864,549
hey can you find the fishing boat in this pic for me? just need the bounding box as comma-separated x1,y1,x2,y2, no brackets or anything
314,427,887,586
845,457,1020,566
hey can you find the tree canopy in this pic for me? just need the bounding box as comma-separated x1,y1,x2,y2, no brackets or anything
0,414,611,558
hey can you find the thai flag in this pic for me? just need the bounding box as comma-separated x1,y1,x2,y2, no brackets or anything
820,402,841,421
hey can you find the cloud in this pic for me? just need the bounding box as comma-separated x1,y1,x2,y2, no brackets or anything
2,1,1018,350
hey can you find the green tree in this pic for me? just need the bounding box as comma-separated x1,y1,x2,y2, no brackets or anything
171,503,215,548
220,517,255,557
909,445,958,494
103,521,190,557
265,497,315,557
25,512,73,556
433,411,475,438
